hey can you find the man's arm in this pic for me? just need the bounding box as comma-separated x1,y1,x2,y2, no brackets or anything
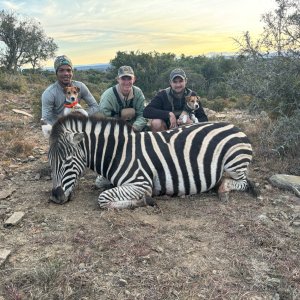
132,88,147,131
41,90,55,125
99,89,118,117
143,91,170,120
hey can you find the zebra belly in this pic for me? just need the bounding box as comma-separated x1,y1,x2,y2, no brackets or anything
151,172,220,196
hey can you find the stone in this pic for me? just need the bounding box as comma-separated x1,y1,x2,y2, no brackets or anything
118,278,128,286
4,211,25,227
269,174,300,197
291,221,300,227
0,188,15,200
0,249,11,267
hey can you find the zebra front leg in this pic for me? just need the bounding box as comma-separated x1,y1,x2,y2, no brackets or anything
98,182,155,209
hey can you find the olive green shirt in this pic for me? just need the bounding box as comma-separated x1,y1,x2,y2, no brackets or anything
99,84,147,132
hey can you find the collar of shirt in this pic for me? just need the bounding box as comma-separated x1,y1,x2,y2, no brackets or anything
116,84,134,102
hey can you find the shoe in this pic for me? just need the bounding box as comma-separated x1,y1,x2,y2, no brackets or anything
95,175,112,189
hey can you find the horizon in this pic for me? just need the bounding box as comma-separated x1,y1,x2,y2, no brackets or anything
1,0,278,67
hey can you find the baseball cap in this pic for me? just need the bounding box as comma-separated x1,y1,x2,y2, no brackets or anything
54,55,73,73
170,68,187,81
118,66,135,78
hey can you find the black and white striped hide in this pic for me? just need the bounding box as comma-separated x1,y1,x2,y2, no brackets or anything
48,114,255,209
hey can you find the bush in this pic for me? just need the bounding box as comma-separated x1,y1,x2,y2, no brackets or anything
0,73,27,92
203,97,227,112
234,95,252,110
253,110,300,159
30,83,51,122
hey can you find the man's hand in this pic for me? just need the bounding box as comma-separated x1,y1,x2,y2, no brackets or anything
169,112,177,129
177,115,192,126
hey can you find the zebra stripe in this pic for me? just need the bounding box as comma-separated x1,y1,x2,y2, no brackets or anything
48,115,255,209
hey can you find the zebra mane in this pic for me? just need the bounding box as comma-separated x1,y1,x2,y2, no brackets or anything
50,114,134,142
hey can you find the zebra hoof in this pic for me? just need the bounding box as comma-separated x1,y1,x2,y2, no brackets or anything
145,197,157,207
247,179,260,197
218,192,229,202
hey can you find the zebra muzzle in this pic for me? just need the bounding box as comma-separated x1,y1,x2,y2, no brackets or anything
50,187,69,204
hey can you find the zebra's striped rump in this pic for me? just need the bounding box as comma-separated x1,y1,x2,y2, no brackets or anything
48,114,254,209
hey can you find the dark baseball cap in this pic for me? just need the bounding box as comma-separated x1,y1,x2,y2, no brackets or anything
170,68,187,81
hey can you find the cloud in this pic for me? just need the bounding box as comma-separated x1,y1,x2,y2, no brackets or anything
2,0,278,65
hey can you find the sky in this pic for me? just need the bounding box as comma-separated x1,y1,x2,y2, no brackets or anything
0,0,278,67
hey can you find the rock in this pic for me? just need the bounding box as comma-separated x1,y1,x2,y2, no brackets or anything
152,246,164,253
117,278,128,286
291,221,300,227
4,211,25,227
264,184,272,190
34,173,41,180
257,214,272,225
0,188,15,200
215,113,227,119
0,249,11,267
269,174,300,197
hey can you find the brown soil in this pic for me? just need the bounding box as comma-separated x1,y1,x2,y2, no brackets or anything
0,92,299,300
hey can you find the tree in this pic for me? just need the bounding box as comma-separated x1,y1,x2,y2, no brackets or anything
0,10,58,72
229,0,300,157
230,0,300,115
109,51,176,98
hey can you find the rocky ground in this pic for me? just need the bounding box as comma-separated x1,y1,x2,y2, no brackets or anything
0,92,300,299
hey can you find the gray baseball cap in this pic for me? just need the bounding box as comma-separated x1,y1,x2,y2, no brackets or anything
170,68,187,81
118,66,135,78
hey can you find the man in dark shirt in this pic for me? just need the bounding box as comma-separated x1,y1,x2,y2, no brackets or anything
143,68,208,132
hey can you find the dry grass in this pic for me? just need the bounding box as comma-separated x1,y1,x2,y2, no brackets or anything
0,128,35,159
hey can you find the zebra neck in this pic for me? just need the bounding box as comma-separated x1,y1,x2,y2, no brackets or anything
83,121,134,178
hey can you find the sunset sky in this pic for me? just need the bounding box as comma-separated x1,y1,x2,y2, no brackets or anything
0,0,277,66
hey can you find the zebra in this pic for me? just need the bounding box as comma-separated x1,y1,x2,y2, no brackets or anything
48,114,257,209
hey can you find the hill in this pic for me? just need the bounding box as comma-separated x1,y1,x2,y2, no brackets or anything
44,63,110,72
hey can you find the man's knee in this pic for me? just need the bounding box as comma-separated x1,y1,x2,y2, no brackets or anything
150,119,167,132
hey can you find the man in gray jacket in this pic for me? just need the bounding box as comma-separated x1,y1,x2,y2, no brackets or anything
41,55,98,137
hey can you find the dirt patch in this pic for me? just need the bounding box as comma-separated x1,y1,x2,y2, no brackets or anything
0,92,299,299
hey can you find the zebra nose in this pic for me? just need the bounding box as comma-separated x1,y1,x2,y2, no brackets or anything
50,187,67,204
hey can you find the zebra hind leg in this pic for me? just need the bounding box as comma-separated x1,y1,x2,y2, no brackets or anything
98,183,155,210
217,177,257,201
